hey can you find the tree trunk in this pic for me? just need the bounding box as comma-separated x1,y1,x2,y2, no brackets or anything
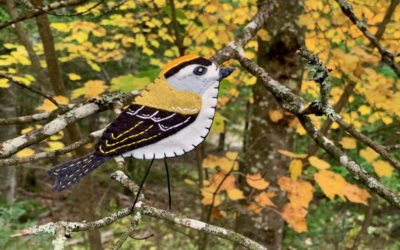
234,1,305,249
35,7,104,249
0,85,17,202
5,0,54,95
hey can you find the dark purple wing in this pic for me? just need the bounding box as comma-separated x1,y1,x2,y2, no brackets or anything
94,104,198,157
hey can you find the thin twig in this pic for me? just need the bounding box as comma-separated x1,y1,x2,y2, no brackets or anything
0,0,88,30
30,0,105,17
0,128,105,167
89,0,128,20
0,73,60,108
335,118,400,171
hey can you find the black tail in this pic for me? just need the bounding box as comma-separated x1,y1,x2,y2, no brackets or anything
48,153,111,192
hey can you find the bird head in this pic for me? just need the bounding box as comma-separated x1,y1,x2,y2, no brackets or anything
162,55,235,96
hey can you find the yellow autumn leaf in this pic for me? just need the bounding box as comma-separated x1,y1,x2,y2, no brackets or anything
257,29,269,41
358,105,371,115
71,80,108,100
21,127,33,134
269,109,283,123
184,179,195,185
51,23,70,32
45,141,64,151
202,155,220,169
247,203,262,215
246,173,270,190
211,112,228,133
281,203,308,233
343,183,371,205
308,156,330,170
225,151,238,160
0,79,10,88
227,188,245,200
255,191,276,207
314,170,346,201
359,147,379,163
289,159,302,181
210,171,236,191
68,73,81,81
16,148,34,157
372,160,394,178
201,185,221,206
277,149,308,159
205,5,217,13
339,137,357,149
278,176,314,208
36,96,69,112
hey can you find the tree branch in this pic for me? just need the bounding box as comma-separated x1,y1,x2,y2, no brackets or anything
335,118,400,171
298,115,400,210
372,0,399,42
0,128,104,167
0,0,88,30
297,49,340,121
0,91,138,159
12,169,268,250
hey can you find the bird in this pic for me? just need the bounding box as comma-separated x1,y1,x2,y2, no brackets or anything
47,54,235,211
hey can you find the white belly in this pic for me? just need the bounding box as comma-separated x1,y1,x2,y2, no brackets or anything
122,81,219,160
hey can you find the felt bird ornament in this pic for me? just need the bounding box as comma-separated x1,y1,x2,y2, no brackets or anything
48,54,235,211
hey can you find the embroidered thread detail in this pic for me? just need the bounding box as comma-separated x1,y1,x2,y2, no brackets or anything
106,125,154,147
111,121,143,140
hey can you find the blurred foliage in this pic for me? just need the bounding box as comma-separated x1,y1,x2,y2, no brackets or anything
0,0,400,248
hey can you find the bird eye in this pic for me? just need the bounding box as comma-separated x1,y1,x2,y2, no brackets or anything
193,66,207,76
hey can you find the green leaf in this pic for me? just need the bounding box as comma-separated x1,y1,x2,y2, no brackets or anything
110,74,150,92
162,6,187,20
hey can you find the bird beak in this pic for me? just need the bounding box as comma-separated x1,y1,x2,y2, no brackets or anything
218,67,235,81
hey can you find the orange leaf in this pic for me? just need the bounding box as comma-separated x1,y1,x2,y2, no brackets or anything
278,176,314,208
246,173,269,190
269,109,283,122
202,155,220,169
372,160,394,178
247,203,262,215
308,156,330,170
36,96,69,112
343,183,371,206
277,150,308,159
202,154,238,172
289,159,302,181
201,185,221,206
255,191,276,207
210,171,236,191
281,203,308,233
314,170,346,201
211,208,227,219
227,188,245,200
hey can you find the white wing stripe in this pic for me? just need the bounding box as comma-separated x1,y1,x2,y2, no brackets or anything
127,106,144,116
158,117,191,131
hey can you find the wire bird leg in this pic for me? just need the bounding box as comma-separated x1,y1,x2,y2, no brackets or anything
164,157,172,211
131,157,155,213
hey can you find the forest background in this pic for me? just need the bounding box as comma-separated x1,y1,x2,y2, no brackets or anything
0,0,400,249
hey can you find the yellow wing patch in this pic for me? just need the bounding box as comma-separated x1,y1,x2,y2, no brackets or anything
134,73,202,115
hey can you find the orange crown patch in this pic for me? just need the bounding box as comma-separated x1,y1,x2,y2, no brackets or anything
161,54,200,75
